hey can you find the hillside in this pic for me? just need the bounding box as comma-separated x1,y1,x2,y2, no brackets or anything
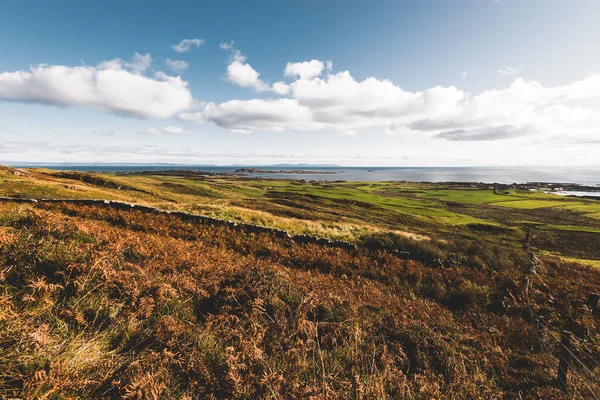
1,166,600,265
1,167,600,398
1,198,600,398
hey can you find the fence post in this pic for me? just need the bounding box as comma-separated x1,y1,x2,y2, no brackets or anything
524,228,532,250
587,293,599,313
557,330,572,392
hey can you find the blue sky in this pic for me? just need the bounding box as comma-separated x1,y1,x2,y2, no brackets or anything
1,0,600,165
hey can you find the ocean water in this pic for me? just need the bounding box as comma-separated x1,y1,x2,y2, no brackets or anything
16,165,600,186
552,190,600,198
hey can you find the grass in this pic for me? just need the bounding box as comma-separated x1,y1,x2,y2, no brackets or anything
490,199,572,209
540,251,600,269
537,224,600,234
418,189,530,204
1,165,599,261
563,202,600,220
2,201,600,398
2,166,600,397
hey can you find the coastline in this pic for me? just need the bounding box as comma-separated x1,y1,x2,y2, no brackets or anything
9,164,600,186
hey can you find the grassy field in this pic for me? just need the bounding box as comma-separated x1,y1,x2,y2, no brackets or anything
1,165,599,263
2,200,600,398
2,165,600,398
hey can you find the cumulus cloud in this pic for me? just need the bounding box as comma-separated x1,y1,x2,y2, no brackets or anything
219,41,235,50
140,125,192,135
171,38,205,53
0,58,194,119
165,59,189,73
181,99,320,132
183,68,466,132
498,65,522,76
182,71,465,133
181,54,600,142
284,60,325,80
272,81,290,95
125,53,153,72
226,58,271,92
409,75,600,141
291,72,463,120
221,45,289,94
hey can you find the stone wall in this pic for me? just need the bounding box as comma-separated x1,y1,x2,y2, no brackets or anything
0,197,358,251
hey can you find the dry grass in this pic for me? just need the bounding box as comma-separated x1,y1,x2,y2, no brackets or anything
1,201,599,399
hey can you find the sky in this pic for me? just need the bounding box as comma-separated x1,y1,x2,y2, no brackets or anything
1,0,600,166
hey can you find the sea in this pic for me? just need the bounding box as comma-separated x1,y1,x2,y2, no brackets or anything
15,165,600,188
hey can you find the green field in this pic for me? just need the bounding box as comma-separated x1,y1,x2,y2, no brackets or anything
2,165,599,263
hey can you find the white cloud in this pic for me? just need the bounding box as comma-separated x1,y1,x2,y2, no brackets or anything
165,59,189,73
272,81,290,95
125,53,153,72
226,59,271,92
181,54,600,142
462,71,468,79
284,60,325,80
434,125,533,141
171,38,205,53
408,75,600,140
141,125,192,135
498,65,522,76
0,58,194,119
181,99,320,132
287,71,464,132
222,45,288,94
184,68,467,133
219,41,235,50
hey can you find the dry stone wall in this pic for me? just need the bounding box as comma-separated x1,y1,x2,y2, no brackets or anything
0,197,358,251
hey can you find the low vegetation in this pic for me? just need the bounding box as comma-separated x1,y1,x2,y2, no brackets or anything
1,200,600,398
1,166,600,264
1,166,600,398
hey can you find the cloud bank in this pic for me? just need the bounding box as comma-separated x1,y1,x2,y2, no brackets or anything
1,48,600,145
0,55,194,119
180,54,600,143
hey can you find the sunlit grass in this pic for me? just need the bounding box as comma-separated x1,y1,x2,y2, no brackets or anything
2,199,600,398
489,199,571,209
1,166,599,264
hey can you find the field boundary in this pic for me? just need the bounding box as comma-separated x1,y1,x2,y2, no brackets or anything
0,197,361,252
